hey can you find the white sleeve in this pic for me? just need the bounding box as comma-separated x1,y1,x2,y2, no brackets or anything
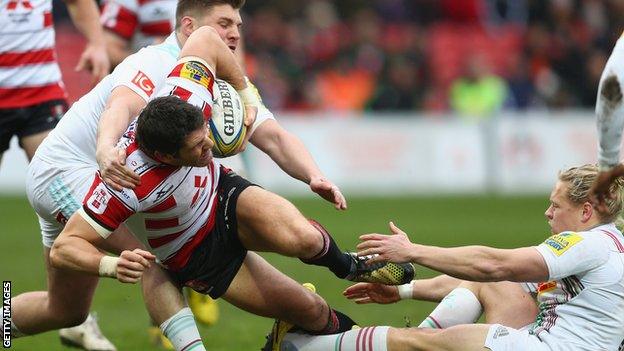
596,37,624,169
535,232,610,280
109,49,171,102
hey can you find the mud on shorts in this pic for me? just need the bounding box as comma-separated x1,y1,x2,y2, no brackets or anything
484,324,550,351
167,166,258,299
0,99,67,152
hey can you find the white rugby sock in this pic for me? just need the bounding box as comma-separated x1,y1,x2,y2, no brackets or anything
418,287,482,328
160,307,206,351
282,326,388,351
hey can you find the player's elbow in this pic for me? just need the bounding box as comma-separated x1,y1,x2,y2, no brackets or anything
473,260,512,282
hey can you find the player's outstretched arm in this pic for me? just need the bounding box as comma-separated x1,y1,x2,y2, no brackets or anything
63,0,110,83
250,119,347,210
357,222,549,283
50,212,155,284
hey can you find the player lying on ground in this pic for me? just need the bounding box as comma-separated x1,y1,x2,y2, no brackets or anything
49,90,415,349
267,164,624,351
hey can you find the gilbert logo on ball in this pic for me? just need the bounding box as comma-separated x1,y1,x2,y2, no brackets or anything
209,79,246,158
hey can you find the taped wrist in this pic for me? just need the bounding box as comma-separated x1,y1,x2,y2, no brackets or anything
237,85,260,107
98,256,119,278
397,281,414,300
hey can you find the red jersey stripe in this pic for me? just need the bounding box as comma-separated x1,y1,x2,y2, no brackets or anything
43,11,53,27
102,5,138,40
134,165,178,201
163,199,218,270
601,230,624,253
145,217,179,230
144,194,177,213
140,21,172,36
0,84,66,108
0,48,56,67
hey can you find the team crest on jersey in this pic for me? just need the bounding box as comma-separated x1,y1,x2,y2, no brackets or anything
177,61,212,89
87,183,111,215
544,232,583,256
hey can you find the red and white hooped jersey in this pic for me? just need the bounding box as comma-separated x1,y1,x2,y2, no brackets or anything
79,59,221,269
100,0,176,52
0,0,66,108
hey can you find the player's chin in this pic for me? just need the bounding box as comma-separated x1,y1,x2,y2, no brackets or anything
195,152,213,167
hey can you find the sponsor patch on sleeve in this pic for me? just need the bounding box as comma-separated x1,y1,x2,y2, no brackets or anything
131,70,155,97
86,183,111,215
543,232,583,256
170,61,213,89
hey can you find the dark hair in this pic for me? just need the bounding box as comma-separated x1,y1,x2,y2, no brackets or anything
176,0,246,29
136,96,205,157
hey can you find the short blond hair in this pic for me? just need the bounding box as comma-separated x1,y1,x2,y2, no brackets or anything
558,164,624,223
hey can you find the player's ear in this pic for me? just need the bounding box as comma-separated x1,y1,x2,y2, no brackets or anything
179,16,196,37
582,201,594,223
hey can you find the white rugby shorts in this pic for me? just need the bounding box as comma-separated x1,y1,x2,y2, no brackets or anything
26,155,97,247
484,324,548,351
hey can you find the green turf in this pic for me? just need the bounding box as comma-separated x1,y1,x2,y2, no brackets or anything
1,194,551,350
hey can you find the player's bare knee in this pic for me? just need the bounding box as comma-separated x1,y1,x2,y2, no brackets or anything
391,327,444,351
600,74,623,108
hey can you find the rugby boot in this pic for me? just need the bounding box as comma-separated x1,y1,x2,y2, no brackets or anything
345,253,416,285
187,289,219,326
59,313,116,351
261,283,316,351
147,326,174,350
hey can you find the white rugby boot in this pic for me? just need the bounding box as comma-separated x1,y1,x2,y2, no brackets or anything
59,313,116,351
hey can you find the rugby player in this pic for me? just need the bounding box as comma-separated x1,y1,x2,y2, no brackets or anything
269,164,624,351
1,0,111,348
48,69,413,351
9,23,250,351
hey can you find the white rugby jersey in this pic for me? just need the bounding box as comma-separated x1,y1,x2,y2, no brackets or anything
79,59,221,269
35,32,274,167
529,223,624,351
597,33,624,169
100,0,176,52
0,0,66,108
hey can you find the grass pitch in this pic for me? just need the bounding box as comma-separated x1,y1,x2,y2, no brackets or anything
1,194,550,350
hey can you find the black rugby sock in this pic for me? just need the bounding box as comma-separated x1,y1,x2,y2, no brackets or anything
300,219,352,278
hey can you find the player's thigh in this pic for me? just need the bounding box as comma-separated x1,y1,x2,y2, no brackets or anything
222,251,325,322
43,247,99,320
27,158,96,246
388,325,491,351
236,186,315,254
20,129,51,161
469,281,538,328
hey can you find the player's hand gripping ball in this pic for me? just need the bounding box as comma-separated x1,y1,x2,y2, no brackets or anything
209,79,246,157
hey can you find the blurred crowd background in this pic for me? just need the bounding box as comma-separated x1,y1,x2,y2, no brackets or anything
53,0,624,117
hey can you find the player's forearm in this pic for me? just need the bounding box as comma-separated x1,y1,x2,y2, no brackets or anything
180,26,246,90
96,104,135,155
50,233,105,276
411,245,513,282
254,126,323,184
64,0,106,47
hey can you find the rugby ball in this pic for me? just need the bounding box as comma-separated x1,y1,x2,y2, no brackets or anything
209,79,246,158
